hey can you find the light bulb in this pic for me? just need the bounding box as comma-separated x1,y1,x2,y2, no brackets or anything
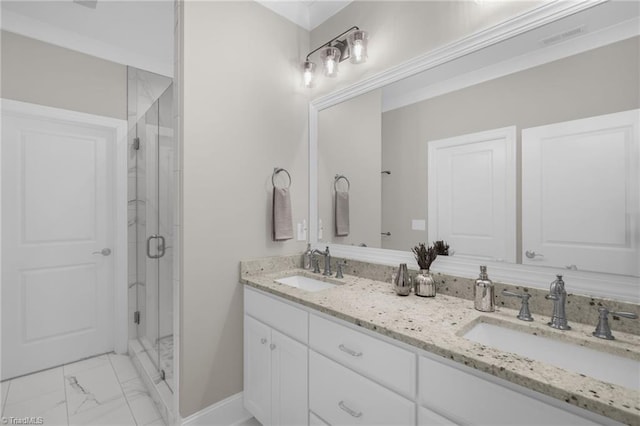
347,30,368,64
320,46,341,77
302,60,316,88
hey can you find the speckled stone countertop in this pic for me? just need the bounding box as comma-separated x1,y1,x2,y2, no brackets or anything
240,256,640,425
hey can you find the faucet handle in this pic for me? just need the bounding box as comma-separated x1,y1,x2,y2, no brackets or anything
335,260,345,279
593,306,638,340
501,290,533,321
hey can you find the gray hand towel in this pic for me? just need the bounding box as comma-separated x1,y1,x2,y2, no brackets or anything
335,190,350,236
273,187,293,241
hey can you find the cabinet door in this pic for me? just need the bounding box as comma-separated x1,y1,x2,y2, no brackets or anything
271,330,308,426
522,109,639,275
244,315,272,426
418,405,458,425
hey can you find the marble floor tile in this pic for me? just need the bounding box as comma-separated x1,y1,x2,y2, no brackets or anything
64,363,124,418
67,396,135,426
2,353,163,426
109,353,138,383
6,367,64,405
3,389,67,426
121,378,162,425
1,380,10,415
63,355,110,377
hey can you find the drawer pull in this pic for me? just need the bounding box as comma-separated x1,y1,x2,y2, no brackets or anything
338,344,362,357
338,400,362,418
260,338,267,344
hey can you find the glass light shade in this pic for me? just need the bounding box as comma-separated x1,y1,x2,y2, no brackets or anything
320,46,341,77
302,60,316,88
347,30,368,64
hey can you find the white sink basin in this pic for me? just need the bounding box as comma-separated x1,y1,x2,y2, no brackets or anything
275,275,337,292
464,322,640,390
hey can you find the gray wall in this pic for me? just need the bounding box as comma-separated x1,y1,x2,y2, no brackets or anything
381,36,640,254
180,1,309,417
1,31,126,119
319,89,381,248
309,1,543,97
178,0,570,417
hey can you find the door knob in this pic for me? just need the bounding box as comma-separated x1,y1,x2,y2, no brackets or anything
93,248,112,256
525,250,544,259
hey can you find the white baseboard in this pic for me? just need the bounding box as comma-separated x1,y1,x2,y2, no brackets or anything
181,392,252,426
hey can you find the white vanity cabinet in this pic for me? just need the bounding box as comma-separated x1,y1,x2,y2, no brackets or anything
244,289,308,426
244,287,621,426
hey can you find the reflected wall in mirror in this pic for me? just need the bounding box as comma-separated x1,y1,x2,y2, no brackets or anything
315,4,640,277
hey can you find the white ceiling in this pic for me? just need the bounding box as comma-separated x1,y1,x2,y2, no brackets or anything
255,0,351,30
1,0,174,76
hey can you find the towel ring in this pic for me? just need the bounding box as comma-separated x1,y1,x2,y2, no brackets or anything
272,167,291,189
334,174,350,192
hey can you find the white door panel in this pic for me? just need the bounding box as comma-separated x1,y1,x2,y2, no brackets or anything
522,110,639,276
2,103,117,379
428,126,517,262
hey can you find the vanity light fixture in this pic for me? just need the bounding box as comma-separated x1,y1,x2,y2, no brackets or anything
302,26,369,88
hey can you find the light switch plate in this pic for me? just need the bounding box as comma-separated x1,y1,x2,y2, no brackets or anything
412,219,426,231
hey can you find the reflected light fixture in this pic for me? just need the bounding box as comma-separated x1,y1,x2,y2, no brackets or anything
302,26,369,88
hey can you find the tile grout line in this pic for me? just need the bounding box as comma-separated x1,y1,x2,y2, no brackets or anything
108,354,141,426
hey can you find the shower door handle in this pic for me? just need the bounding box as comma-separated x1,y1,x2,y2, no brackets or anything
147,235,166,259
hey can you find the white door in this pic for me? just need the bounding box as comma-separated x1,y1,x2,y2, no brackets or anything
427,126,517,262
1,101,118,380
522,110,640,276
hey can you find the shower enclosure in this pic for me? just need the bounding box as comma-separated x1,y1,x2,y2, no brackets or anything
127,67,175,402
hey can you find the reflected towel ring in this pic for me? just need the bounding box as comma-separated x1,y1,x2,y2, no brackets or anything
272,167,291,189
334,174,350,192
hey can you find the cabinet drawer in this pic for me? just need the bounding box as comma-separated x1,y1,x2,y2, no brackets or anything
309,314,415,398
245,287,308,343
419,355,601,425
310,351,415,426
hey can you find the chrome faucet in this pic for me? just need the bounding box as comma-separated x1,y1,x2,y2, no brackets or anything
592,306,638,340
545,274,571,330
312,246,332,276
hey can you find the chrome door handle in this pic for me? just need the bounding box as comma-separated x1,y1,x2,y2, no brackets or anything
146,235,166,259
92,248,112,256
525,250,544,259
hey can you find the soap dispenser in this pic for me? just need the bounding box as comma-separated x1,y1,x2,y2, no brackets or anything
303,243,312,270
474,265,495,312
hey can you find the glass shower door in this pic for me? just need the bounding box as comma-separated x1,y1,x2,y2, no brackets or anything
136,84,174,391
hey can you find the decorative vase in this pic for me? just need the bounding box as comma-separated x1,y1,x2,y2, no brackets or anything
414,269,436,297
394,263,411,296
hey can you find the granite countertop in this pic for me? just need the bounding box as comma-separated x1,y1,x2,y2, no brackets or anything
240,263,640,425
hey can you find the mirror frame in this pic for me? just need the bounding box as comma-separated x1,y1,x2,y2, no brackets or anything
309,0,640,303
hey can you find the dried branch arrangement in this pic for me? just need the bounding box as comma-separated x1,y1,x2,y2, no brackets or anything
412,243,438,270
433,240,450,256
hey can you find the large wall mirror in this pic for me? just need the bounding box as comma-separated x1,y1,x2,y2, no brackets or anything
311,1,640,301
